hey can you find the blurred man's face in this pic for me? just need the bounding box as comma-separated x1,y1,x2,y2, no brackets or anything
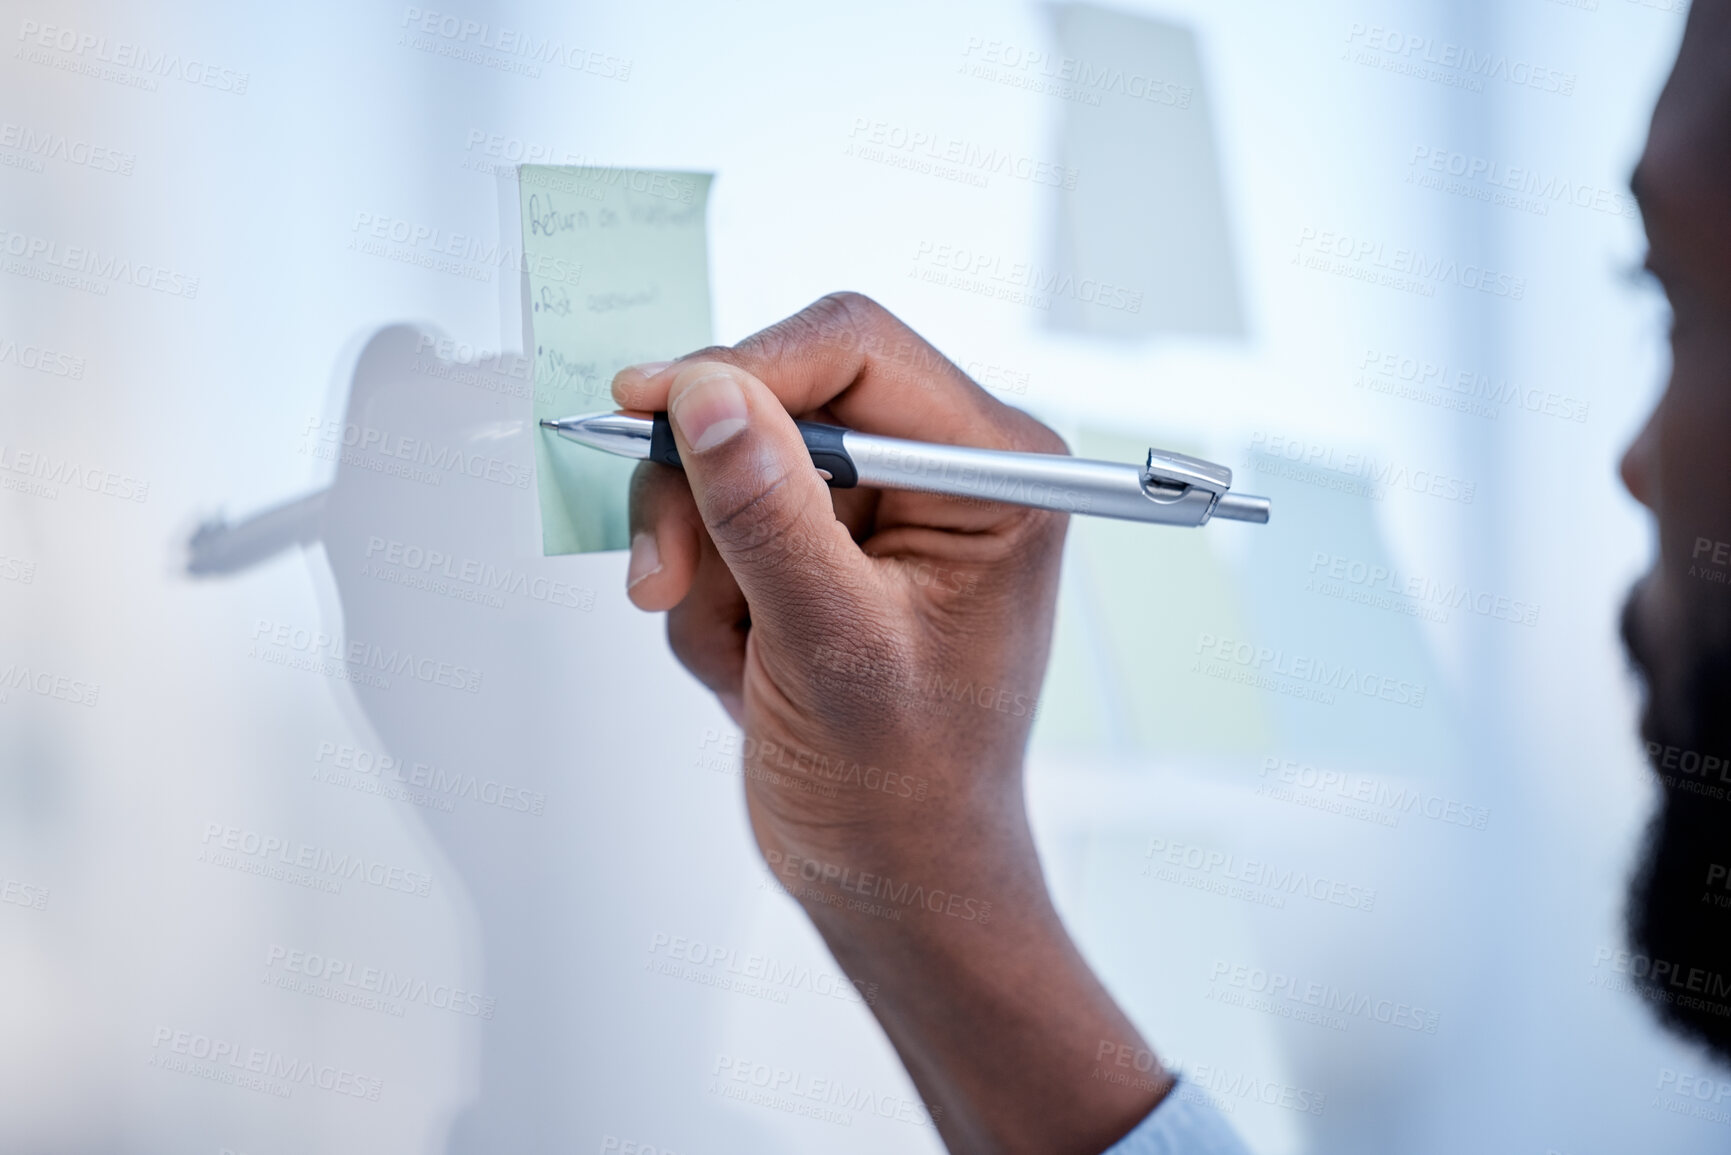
1618,4,1731,1060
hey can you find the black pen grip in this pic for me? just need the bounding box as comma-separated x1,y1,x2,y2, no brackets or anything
648,411,858,488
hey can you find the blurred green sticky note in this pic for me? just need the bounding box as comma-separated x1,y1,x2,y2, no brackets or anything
522,166,714,554
1034,428,1271,757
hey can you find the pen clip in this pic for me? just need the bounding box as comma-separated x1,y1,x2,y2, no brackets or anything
1141,447,1233,505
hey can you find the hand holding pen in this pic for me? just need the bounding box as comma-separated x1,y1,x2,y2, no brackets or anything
603,292,1176,1154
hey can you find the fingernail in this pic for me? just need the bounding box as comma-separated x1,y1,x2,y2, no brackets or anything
670,371,749,452
611,361,673,405
626,532,662,590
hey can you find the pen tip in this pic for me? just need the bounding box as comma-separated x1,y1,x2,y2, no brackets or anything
538,419,556,429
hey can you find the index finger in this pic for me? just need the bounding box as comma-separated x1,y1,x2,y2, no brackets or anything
611,292,1060,455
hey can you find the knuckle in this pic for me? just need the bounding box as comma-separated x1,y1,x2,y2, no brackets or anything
734,292,971,401
817,290,885,325
742,292,884,362
736,295,860,372
821,293,968,392
819,292,914,364
674,344,744,371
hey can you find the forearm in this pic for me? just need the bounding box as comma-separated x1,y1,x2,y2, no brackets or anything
760,799,1173,1154
615,301,1154,1149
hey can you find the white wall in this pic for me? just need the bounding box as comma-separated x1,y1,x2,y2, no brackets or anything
0,1,1706,1152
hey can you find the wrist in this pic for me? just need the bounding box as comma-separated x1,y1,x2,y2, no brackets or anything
771,831,1172,1153
758,836,1018,937
736,719,1173,1149
748,762,1036,921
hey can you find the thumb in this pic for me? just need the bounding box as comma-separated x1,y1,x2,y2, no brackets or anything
664,360,875,636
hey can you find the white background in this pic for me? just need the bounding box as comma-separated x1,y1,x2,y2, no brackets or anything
0,1,1709,1153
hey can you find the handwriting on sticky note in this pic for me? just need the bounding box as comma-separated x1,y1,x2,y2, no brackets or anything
521,166,714,555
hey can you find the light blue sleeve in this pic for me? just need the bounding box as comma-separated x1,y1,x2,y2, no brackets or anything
1101,1081,1252,1155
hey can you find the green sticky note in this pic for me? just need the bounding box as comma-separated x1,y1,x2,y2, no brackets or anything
522,165,715,554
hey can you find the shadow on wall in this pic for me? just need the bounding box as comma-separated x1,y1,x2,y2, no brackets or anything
186,324,781,1153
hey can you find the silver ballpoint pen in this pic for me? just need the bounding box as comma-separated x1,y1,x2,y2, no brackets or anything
540,411,1271,527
